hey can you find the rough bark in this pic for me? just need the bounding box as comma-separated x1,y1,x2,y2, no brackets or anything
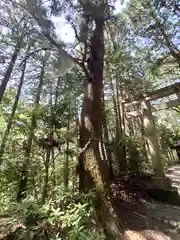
79,15,124,237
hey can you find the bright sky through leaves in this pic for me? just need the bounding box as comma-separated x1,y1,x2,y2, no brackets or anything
52,0,128,43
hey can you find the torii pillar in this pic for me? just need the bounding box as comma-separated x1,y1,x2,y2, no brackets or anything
141,100,172,188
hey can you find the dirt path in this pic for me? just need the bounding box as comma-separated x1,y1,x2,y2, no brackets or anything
113,163,180,239
118,200,180,239
166,163,180,194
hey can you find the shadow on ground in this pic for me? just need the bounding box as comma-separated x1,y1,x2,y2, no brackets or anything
119,202,180,239
112,163,180,239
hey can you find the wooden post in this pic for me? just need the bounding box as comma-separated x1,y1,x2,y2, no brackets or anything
141,100,165,177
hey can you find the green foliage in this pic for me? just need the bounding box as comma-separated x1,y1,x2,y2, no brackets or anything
5,191,105,239
107,135,128,153
0,0,179,238
0,191,11,215
0,111,5,132
107,135,147,173
127,139,142,174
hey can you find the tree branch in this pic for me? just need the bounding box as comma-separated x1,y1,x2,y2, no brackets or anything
19,47,51,66
12,0,92,79
10,0,82,65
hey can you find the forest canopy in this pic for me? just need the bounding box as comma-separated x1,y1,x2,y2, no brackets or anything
0,0,179,239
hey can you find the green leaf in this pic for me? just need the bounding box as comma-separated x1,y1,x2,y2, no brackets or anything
0,113,5,128
18,113,28,120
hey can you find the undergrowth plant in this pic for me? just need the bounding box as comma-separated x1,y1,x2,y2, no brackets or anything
5,189,105,240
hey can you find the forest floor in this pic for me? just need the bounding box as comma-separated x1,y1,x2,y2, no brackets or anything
117,196,180,239
113,163,180,239
1,164,180,239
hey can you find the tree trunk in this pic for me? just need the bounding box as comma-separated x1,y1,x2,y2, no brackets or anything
102,87,114,179
63,105,70,190
17,62,45,202
0,60,27,164
79,16,124,237
109,32,127,172
75,100,80,191
138,114,148,161
110,78,126,173
50,78,61,187
110,78,121,140
51,148,56,187
41,148,51,204
31,170,40,204
115,77,127,172
0,39,22,102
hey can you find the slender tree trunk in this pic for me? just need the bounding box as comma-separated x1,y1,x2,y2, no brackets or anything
110,78,126,173
0,60,27,164
42,148,51,204
31,170,40,204
115,78,127,172
54,77,61,107
79,16,124,237
64,141,69,189
17,62,45,202
102,87,114,179
42,82,53,203
115,78,122,135
51,148,56,187
63,105,70,190
109,32,127,172
110,78,120,139
138,115,148,161
50,84,56,188
75,100,80,191
119,88,128,166
50,78,61,187
0,39,22,102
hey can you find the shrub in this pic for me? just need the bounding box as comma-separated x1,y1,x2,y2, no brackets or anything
5,190,105,240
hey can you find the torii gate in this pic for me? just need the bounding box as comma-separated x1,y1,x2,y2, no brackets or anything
122,82,180,189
